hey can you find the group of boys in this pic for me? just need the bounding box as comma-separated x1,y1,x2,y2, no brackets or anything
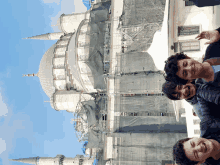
162,1,220,164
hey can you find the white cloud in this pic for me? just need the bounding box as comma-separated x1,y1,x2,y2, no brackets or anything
0,111,35,165
0,93,9,117
50,0,87,32
0,138,6,154
0,91,35,165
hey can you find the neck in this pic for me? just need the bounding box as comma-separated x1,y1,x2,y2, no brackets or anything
200,62,214,81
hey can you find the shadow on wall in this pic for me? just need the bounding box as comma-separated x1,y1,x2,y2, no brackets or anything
120,51,158,73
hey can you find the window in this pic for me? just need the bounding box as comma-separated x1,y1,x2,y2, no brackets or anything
178,26,200,36
102,114,107,120
194,129,201,135
185,1,195,6
162,160,175,165
179,40,200,52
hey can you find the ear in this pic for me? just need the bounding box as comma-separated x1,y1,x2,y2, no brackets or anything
197,159,206,165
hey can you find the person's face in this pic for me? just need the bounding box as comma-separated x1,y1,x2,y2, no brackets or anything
176,57,203,81
183,137,214,164
172,83,196,100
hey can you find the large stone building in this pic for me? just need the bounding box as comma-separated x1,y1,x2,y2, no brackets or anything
13,0,190,165
23,1,111,113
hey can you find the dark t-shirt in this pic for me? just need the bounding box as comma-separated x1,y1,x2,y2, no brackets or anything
201,119,220,164
189,0,220,7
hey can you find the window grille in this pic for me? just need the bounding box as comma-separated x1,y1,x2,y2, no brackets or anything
194,129,201,135
178,26,200,36
179,40,200,52
185,1,195,6
119,111,175,117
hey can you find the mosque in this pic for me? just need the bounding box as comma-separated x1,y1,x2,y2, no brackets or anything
12,0,190,165
12,0,111,165
22,1,111,113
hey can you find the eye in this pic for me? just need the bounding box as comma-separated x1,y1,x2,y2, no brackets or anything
177,93,180,99
190,141,195,147
183,71,187,77
178,85,182,90
183,62,187,67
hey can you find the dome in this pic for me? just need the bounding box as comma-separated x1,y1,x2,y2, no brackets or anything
38,44,56,98
56,16,63,33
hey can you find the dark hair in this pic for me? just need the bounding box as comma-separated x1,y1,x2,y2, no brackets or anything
162,81,179,100
173,138,200,165
164,52,189,85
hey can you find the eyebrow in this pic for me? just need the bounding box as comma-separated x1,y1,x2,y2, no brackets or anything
172,92,179,99
194,151,197,160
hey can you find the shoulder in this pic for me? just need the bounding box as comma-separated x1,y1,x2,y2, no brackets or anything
214,71,220,83
205,158,220,165
201,118,220,137
186,96,197,105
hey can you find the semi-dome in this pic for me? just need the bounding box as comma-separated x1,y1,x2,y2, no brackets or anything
38,44,56,98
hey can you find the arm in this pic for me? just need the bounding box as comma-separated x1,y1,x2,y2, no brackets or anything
193,98,213,124
195,29,220,44
204,58,220,66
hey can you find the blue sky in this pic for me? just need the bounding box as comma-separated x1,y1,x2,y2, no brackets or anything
0,0,91,165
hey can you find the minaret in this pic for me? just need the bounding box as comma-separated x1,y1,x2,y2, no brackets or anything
9,157,39,164
22,73,39,77
23,32,64,40
9,154,95,165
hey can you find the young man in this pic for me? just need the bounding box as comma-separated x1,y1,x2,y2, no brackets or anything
165,28,220,85
164,53,220,84
162,80,220,122
162,81,220,164
173,134,220,164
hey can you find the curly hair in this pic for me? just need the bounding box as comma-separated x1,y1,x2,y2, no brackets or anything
162,81,179,100
164,52,190,85
173,138,200,165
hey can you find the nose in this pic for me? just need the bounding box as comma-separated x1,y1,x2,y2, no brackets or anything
195,144,203,152
185,65,192,72
180,87,187,96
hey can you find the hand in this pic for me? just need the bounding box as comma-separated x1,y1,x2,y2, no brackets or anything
195,30,220,44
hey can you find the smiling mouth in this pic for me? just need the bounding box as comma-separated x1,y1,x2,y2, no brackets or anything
202,143,207,153
187,86,190,97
